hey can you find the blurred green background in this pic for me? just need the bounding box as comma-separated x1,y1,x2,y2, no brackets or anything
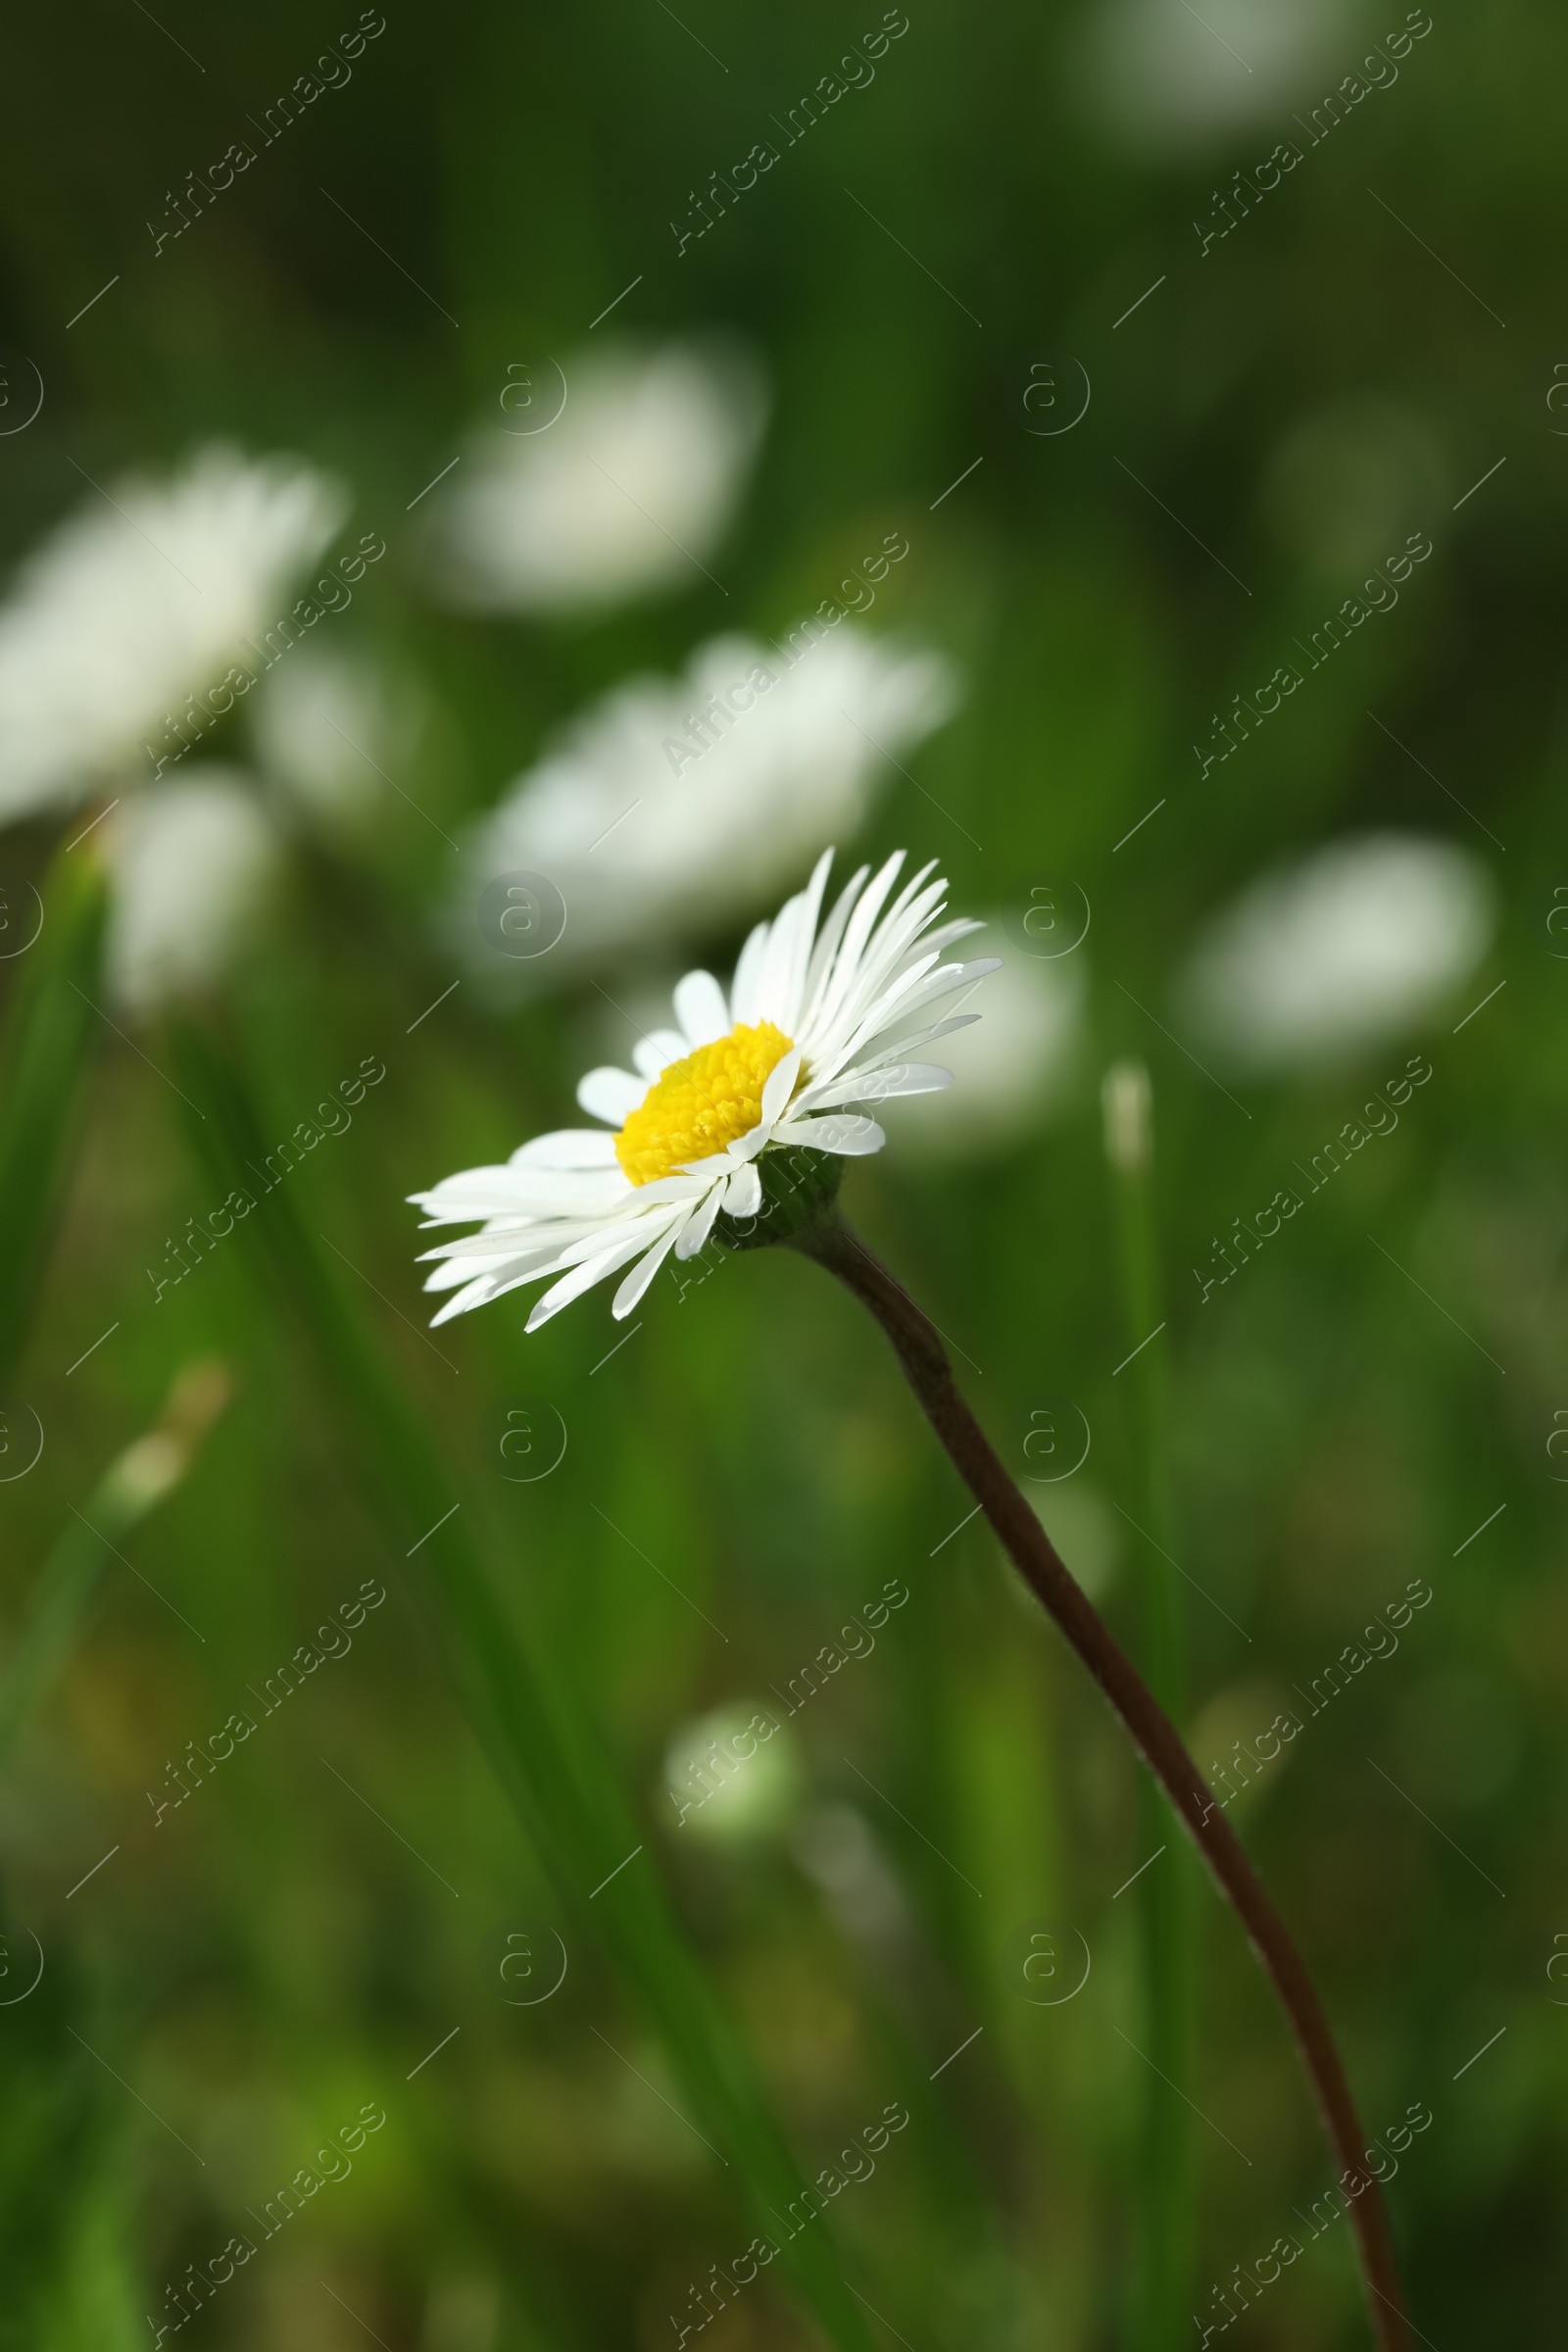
0,1,1560,2346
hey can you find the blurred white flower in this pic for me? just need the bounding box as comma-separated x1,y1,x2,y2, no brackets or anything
0,444,346,823
248,639,411,829
879,930,1084,1157
459,624,956,977
663,1704,801,1844
1175,833,1495,1070
105,769,283,1013
1080,0,1345,149
427,338,766,615
792,1804,910,1950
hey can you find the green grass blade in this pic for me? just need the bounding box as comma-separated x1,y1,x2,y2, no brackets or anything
1104,1061,1197,2350
164,1011,876,2352
0,1361,230,1772
0,842,109,1388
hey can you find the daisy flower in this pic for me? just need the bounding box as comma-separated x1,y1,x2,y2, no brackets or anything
411,850,996,1329
1174,831,1494,1070
0,442,346,822
248,638,419,833
456,624,956,981
0,442,360,1011
426,337,767,616
104,767,282,1012
1080,0,1341,152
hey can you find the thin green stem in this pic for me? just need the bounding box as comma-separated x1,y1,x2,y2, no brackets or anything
0,1363,230,1772
790,1209,1410,2352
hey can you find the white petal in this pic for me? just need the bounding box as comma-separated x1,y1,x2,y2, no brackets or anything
728,918,771,1025
632,1168,723,1206
577,1066,645,1125
879,857,942,934
825,876,950,1038
428,1279,495,1325
774,849,835,1032
410,1162,628,1224
826,873,948,1032
805,1062,954,1109
443,1192,689,1279
841,1012,979,1075
793,1017,976,1109
901,956,1002,1013
759,1044,802,1127
673,969,730,1046
721,1162,761,1217
675,1183,725,1258
804,948,945,1081
705,1125,767,1171
424,1250,538,1294
772,1112,885,1155
829,958,1001,1073
910,915,988,960
408,1162,514,1211
801,863,870,1024
810,851,906,1034
633,1029,689,1079
511,1128,621,1169
430,1258,543,1325
753,889,808,1029
418,1219,602,1263
525,1226,665,1331
612,1215,692,1315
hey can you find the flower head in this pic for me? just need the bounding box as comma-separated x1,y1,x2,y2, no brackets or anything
248,638,416,831
0,443,346,822
1080,0,1341,151
427,338,766,615
458,625,956,979
412,850,996,1329
1175,831,1494,1070
665,1703,801,1843
104,768,282,1012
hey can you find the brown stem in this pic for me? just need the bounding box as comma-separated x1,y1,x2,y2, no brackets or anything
790,1211,1410,2352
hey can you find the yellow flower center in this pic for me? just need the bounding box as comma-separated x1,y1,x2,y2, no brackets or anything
616,1021,794,1187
